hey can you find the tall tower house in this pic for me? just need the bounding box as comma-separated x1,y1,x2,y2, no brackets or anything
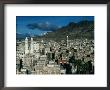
30,37,34,54
25,37,29,54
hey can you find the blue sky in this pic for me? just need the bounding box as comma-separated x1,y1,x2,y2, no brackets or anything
16,16,94,35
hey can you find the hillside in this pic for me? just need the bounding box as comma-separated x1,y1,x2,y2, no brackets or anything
41,20,94,41
16,20,94,41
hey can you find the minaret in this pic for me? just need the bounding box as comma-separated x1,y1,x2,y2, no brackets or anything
41,39,44,43
67,36,69,48
25,37,29,54
30,37,34,54
35,43,40,58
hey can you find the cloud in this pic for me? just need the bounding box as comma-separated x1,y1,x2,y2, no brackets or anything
27,22,59,31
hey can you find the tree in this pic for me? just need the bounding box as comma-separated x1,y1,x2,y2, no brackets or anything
26,69,29,74
19,59,23,72
65,64,72,74
69,55,75,64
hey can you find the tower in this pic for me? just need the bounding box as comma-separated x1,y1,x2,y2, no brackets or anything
30,37,34,54
67,36,69,48
25,37,29,54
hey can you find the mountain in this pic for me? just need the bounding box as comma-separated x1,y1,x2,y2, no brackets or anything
40,20,94,41
16,20,94,41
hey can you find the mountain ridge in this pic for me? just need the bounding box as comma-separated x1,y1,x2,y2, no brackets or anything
16,20,94,41
41,20,94,41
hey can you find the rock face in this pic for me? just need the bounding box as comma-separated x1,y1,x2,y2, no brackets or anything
41,20,94,41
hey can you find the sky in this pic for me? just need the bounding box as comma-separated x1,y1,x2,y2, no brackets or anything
16,16,94,36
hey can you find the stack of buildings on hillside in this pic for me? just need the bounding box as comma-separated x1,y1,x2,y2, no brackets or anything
16,36,94,74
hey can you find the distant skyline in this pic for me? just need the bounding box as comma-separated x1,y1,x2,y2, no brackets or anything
16,16,94,36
